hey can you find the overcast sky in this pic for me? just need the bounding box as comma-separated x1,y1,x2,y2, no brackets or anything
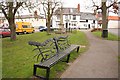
1,0,119,16
61,0,101,12
61,0,119,16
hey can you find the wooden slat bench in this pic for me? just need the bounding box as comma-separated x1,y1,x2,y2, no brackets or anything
28,36,80,80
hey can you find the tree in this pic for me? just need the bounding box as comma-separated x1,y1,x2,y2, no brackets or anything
41,0,61,34
0,1,41,40
92,0,119,38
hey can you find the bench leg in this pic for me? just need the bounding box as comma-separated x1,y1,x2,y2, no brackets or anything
77,46,80,53
66,54,70,63
46,68,50,80
33,65,37,76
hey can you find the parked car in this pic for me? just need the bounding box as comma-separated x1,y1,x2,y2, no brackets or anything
38,26,47,31
38,26,55,32
0,28,11,38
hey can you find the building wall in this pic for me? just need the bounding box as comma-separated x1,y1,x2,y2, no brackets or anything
52,14,98,29
108,20,120,28
53,14,81,29
69,15,80,29
52,16,59,28
77,20,97,29
53,15,120,29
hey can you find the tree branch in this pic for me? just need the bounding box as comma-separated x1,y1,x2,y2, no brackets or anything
50,2,60,18
107,2,115,8
14,2,23,15
1,7,8,19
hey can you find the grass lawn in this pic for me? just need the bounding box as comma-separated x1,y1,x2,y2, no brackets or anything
2,31,89,78
118,56,120,62
92,31,120,41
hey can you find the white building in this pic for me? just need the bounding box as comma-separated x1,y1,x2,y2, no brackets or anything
80,12,97,29
96,12,120,29
52,7,97,29
107,16,120,28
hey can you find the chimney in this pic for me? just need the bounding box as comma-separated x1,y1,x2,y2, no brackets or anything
77,4,80,12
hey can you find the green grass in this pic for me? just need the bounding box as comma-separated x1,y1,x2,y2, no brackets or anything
92,31,120,41
2,31,89,78
118,56,120,62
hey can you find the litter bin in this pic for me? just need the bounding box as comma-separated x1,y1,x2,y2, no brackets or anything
102,29,108,38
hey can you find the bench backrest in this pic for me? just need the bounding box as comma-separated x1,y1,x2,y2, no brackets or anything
28,36,70,63
53,36,70,52
28,38,57,62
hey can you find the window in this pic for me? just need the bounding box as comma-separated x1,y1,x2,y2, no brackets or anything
84,24,87,27
74,24,76,26
73,15,76,20
22,25,30,28
86,20,88,22
65,15,68,20
71,22,76,26
93,20,95,23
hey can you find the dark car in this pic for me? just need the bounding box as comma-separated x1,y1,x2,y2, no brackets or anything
38,26,47,32
0,28,11,38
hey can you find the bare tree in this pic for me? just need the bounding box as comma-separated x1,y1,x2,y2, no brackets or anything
41,0,61,34
0,0,41,40
92,0,119,38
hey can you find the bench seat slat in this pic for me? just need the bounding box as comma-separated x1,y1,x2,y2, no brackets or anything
38,45,79,68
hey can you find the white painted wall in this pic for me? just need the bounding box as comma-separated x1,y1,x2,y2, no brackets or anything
31,18,46,28
52,14,98,29
108,20,120,28
53,14,120,29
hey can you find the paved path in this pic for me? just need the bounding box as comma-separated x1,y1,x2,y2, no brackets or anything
61,30,118,78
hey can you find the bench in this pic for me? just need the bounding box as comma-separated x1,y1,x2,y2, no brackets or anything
28,36,80,80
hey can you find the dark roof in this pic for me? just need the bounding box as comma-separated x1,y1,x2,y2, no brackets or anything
54,7,96,20
54,7,80,15
80,12,96,20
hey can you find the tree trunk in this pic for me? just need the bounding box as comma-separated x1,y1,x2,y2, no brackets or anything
101,1,108,38
8,16,16,41
47,18,51,35
8,2,16,40
46,1,51,35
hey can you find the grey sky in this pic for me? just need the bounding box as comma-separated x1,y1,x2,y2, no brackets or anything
61,0,101,12
61,0,119,15
1,0,119,16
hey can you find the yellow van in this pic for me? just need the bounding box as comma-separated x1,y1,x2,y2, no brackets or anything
16,22,34,35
